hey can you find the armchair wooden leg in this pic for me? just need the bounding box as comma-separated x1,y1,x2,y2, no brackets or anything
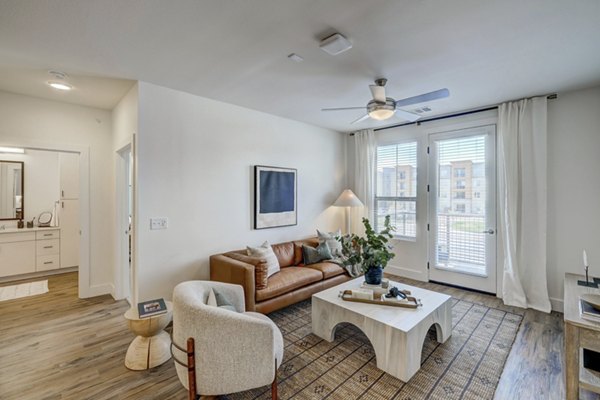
271,359,278,400
187,338,197,400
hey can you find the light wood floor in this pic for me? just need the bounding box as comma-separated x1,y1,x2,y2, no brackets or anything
0,272,592,399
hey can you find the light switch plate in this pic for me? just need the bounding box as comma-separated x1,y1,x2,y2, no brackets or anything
150,217,168,230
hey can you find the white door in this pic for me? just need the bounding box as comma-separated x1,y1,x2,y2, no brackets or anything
60,199,80,268
59,152,80,199
428,125,497,293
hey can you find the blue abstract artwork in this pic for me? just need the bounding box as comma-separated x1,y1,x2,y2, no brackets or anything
259,171,295,213
255,166,297,229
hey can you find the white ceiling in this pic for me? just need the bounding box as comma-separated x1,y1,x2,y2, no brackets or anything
0,0,599,131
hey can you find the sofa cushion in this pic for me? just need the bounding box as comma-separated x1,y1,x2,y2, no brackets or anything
317,229,343,257
293,242,305,265
271,242,295,267
302,242,332,265
303,262,346,280
256,267,323,302
247,241,280,279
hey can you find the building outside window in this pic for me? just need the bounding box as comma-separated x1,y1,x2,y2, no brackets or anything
375,141,417,239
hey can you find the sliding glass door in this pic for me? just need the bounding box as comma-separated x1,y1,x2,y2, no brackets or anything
428,125,497,293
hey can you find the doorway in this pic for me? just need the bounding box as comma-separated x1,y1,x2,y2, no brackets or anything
427,125,497,293
116,145,133,303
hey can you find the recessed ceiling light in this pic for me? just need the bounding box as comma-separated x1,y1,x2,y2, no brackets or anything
48,81,73,91
0,146,25,154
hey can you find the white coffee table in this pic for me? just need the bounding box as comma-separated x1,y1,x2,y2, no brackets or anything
312,277,452,382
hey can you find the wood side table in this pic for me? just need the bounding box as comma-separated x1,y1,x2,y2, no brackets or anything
564,273,600,399
124,301,173,370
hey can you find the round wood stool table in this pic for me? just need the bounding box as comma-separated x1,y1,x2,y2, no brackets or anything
124,301,173,370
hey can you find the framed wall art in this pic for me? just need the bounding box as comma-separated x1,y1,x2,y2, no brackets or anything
254,165,297,229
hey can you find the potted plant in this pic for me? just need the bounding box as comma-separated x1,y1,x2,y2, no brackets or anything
337,216,395,285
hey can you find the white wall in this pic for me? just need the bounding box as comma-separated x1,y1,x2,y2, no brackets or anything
547,86,600,311
0,91,115,294
112,84,138,152
0,149,60,221
136,82,345,301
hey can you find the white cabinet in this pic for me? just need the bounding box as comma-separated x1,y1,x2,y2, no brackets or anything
60,200,79,268
0,235,36,277
59,152,80,199
0,229,62,277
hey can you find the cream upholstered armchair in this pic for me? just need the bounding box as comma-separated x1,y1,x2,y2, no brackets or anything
172,281,283,400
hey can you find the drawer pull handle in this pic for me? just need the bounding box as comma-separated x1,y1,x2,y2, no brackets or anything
44,234,53,236
44,246,53,249
44,261,53,265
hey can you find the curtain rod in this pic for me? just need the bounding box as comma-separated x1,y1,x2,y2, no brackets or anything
348,93,557,135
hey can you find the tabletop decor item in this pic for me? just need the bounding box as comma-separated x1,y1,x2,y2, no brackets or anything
17,220,24,229
137,298,168,319
26,218,35,228
337,215,395,285
578,249,597,287
254,165,297,229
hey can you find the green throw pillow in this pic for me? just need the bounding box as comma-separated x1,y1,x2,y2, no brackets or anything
302,242,333,265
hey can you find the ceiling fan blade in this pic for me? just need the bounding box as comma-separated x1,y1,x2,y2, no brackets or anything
321,106,366,112
350,114,371,125
395,88,450,108
394,109,422,122
369,85,386,103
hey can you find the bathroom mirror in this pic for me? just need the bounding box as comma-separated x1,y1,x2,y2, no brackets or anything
0,161,24,220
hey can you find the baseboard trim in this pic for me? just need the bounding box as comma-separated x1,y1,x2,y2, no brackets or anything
385,265,427,282
88,283,114,298
0,267,78,284
550,297,564,313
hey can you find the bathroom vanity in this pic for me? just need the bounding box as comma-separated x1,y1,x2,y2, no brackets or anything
0,227,61,277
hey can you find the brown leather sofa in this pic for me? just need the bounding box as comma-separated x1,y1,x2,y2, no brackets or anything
210,238,351,314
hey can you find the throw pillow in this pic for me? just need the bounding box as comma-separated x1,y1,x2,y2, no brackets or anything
207,288,218,307
302,242,333,265
206,288,237,312
215,290,237,312
247,241,280,278
317,229,343,257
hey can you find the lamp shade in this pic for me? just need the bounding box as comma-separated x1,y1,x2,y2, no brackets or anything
333,189,364,208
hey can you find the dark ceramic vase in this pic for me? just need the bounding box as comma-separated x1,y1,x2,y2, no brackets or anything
364,266,383,285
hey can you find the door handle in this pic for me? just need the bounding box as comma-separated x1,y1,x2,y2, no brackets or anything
481,229,495,235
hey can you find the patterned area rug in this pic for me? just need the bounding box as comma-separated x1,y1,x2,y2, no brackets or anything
228,298,523,400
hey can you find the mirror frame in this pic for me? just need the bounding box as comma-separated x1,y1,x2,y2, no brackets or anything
0,160,24,221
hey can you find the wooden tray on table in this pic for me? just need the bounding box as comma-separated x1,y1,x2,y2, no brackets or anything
340,289,422,309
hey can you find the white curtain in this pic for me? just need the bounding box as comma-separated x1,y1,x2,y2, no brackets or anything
498,97,551,312
353,129,376,234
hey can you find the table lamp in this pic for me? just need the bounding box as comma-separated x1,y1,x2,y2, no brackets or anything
333,189,364,234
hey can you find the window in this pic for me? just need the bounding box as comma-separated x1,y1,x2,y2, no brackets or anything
473,192,481,198
455,204,466,213
454,191,466,199
376,141,417,239
454,168,466,177
456,180,466,189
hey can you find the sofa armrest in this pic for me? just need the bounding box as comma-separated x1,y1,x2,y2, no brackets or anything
210,255,256,311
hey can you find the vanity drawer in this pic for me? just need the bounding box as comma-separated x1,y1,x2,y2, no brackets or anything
36,255,60,271
36,230,60,240
36,239,60,256
0,232,36,244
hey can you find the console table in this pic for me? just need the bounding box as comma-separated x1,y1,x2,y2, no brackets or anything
564,273,600,399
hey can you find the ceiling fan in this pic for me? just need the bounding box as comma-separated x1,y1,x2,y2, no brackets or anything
321,78,450,124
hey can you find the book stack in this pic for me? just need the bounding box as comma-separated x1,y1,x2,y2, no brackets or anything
137,298,167,319
580,298,600,323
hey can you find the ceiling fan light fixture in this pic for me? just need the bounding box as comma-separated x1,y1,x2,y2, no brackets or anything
368,108,395,120
367,99,396,120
